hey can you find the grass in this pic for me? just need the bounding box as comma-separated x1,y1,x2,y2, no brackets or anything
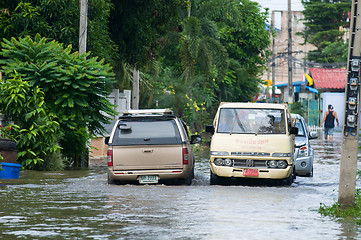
319,189,361,225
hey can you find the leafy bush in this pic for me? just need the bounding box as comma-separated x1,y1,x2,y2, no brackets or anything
0,74,61,170
0,34,116,168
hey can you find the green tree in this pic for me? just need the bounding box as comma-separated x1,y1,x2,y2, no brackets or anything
0,34,116,167
213,0,271,101
108,0,184,92
0,0,115,63
301,0,351,63
143,0,271,131
109,0,184,67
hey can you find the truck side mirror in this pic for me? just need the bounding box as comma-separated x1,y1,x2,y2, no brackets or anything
205,125,215,135
104,137,110,145
190,135,202,144
290,127,298,135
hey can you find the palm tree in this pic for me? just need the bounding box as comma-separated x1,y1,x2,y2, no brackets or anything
179,8,229,84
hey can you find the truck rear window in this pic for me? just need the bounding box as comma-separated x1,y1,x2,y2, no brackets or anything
111,119,182,146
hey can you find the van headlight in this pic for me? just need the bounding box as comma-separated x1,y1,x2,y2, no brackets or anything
277,160,288,169
214,158,224,166
267,160,277,168
267,160,288,169
211,151,229,156
224,159,233,166
272,153,291,157
213,158,233,167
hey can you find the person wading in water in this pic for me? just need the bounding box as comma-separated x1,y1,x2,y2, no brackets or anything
321,104,339,141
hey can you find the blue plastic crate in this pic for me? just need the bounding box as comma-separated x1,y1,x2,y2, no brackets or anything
0,162,21,179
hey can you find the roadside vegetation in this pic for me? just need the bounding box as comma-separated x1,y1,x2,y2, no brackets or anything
0,34,116,169
319,189,361,225
1,0,351,171
0,0,272,170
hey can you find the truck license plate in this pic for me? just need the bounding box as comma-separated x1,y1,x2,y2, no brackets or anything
243,169,258,177
139,175,158,184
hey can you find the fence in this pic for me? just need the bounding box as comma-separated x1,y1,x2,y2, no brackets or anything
309,125,323,132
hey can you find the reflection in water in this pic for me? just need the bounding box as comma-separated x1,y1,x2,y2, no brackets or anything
0,132,361,239
339,220,358,240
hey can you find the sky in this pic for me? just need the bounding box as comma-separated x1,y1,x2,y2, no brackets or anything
253,0,304,12
253,0,305,28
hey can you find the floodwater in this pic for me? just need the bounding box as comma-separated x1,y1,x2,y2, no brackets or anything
1,131,361,239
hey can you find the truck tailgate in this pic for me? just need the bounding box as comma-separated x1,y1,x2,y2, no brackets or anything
112,145,183,170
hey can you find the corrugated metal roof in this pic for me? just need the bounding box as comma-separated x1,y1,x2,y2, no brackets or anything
309,68,347,90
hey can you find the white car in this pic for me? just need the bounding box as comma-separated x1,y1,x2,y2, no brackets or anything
292,114,318,177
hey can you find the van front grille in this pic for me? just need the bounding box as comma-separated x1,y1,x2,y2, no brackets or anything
233,159,268,168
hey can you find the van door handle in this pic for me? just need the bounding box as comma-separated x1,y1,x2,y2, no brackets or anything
143,149,153,153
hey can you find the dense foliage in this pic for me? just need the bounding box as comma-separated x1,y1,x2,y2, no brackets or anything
0,34,116,167
0,74,62,170
137,0,271,130
0,0,272,168
301,0,351,64
109,0,184,67
0,0,115,63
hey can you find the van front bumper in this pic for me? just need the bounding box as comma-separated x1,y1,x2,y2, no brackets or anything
210,164,292,179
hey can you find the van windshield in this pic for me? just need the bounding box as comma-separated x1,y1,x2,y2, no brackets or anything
217,108,286,134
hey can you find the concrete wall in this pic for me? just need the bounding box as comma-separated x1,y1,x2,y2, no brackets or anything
107,89,131,119
90,89,131,159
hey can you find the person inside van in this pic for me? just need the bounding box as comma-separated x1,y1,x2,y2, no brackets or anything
265,114,276,133
258,114,276,133
218,109,234,132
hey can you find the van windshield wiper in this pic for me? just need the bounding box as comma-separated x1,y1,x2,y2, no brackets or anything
230,118,246,135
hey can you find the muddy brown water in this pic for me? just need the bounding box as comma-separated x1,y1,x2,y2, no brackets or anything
1,131,361,239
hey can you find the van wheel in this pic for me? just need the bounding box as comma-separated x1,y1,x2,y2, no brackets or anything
282,168,293,186
292,167,296,180
210,171,222,185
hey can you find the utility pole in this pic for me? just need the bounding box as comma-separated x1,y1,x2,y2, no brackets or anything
132,68,140,110
79,0,88,168
287,0,293,103
79,0,88,55
338,0,361,208
271,11,276,103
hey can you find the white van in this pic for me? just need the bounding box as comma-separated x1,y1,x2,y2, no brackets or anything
206,102,297,185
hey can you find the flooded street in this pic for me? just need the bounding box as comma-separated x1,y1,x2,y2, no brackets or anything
1,131,361,239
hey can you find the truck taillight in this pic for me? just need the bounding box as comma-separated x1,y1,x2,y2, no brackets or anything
183,147,189,165
107,149,113,166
